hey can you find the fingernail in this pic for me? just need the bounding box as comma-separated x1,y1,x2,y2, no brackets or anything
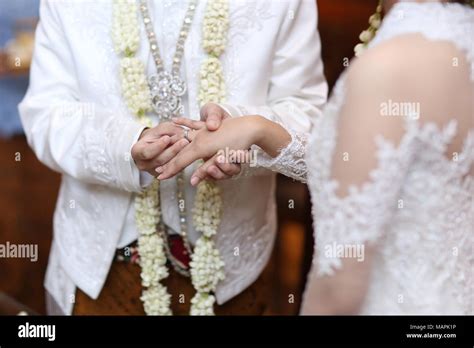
155,167,163,174
209,120,218,129
157,174,164,180
171,117,178,122
190,176,199,186
217,156,225,164
162,136,170,144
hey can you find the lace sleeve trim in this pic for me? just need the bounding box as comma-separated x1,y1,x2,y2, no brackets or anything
256,129,308,183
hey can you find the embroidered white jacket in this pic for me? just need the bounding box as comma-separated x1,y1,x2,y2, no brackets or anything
19,0,327,314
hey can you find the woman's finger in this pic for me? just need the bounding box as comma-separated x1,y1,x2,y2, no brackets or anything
156,144,200,180
133,135,171,161
172,117,205,130
154,138,189,167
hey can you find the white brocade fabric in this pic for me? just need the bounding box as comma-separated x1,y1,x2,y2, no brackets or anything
19,0,327,314
258,2,474,314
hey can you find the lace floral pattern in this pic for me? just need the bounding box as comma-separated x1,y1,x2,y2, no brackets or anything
258,3,474,314
256,130,309,183
304,3,473,314
371,2,474,80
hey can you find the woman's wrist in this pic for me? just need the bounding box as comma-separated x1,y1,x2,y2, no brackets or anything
243,115,267,147
240,115,292,157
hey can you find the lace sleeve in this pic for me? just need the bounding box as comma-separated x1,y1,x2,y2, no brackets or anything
306,65,416,276
255,130,309,183
308,122,416,276
302,3,474,314
306,28,474,277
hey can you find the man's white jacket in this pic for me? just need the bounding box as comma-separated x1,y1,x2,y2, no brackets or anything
19,0,327,314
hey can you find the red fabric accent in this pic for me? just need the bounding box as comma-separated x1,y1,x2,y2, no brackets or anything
168,234,191,269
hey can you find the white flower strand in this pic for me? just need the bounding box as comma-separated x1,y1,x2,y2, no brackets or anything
112,0,140,56
141,283,172,315
120,57,152,116
197,0,229,106
198,56,226,106
193,180,222,238
113,0,151,117
191,183,225,300
191,0,229,315
190,238,225,292
135,180,160,238
112,0,170,315
202,0,229,57
190,292,217,316
135,178,171,315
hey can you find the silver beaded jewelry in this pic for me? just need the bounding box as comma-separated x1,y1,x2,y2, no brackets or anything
139,0,198,122
139,0,199,276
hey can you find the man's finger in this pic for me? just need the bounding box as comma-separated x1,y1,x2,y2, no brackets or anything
215,160,242,177
155,138,189,166
145,122,182,139
206,165,231,180
190,161,214,186
135,136,170,161
200,103,223,131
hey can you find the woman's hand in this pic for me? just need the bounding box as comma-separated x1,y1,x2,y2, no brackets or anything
156,116,264,182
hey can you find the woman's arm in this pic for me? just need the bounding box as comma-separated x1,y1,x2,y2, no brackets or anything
156,115,293,183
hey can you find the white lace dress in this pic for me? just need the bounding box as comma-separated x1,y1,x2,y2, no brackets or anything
258,2,473,314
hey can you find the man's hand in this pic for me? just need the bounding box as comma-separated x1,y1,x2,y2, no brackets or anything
131,122,189,177
200,102,231,131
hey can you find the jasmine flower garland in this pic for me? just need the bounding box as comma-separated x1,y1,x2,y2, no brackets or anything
197,0,228,106
112,0,139,55
120,57,153,117
112,0,170,315
191,0,229,315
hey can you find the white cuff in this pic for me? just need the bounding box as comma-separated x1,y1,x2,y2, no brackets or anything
217,103,245,118
116,120,148,193
139,171,154,188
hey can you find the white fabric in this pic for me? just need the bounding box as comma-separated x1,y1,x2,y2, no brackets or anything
19,0,327,314
258,2,474,314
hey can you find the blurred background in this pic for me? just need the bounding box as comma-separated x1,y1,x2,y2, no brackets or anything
0,0,378,315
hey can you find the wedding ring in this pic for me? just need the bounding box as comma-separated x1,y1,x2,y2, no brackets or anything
183,128,191,142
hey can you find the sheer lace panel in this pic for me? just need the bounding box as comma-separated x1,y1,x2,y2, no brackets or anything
302,2,474,314
256,129,309,183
